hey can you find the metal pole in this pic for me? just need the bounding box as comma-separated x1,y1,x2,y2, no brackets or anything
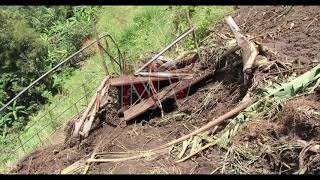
81,82,89,105
92,15,109,75
134,26,195,75
186,10,201,63
104,37,116,70
122,52,127,75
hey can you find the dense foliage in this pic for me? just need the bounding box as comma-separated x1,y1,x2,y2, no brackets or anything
0,6,95,135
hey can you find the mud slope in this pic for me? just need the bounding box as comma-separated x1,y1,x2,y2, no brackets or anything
12,6,320,174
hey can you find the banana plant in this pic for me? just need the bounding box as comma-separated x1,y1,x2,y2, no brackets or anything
0,114,12,137
7,101,28,125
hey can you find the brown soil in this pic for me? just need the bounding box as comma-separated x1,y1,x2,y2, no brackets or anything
233,95,320,174
11,6,320,174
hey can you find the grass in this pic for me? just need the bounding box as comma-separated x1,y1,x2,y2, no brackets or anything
0,54,105,172
96,6,233,66
0,6,233,172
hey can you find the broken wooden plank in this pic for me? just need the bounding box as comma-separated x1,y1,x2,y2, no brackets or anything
109,75,169,86
81,82,110,138
123,71,212,122
73,76,109,137
137,72,193,79
164,71,212,98
123,82,180,122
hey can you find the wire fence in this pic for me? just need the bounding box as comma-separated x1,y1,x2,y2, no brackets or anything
0,32,123,172
0,26,197,172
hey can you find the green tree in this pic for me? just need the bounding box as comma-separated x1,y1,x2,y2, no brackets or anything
0,6,95,134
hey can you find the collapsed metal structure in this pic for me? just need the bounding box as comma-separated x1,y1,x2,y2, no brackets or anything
73,26,214,138
73,13,265,139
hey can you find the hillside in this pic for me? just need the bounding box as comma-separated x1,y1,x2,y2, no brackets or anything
0,6,233,172
6,6,320,174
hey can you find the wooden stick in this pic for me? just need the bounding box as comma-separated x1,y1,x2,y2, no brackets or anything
225,16,258,71
73,76,109,137
87,149,168,163
176,140,218,163
148,79,164,117
153,96,253,151
88,97,253,163
81,80,110,138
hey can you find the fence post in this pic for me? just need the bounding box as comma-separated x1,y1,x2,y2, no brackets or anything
36,133,44,146
73,102,80,115
186,9,201,62
92,14,109,75
81,82,89,106
18,136,26,153
48,110,56,128
122,52,126,75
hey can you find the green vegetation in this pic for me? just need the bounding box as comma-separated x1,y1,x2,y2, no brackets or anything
0,6,95,133
0,6,233,172
96,6,233,63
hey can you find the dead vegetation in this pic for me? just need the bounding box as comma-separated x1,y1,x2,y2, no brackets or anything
10,6,320,174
